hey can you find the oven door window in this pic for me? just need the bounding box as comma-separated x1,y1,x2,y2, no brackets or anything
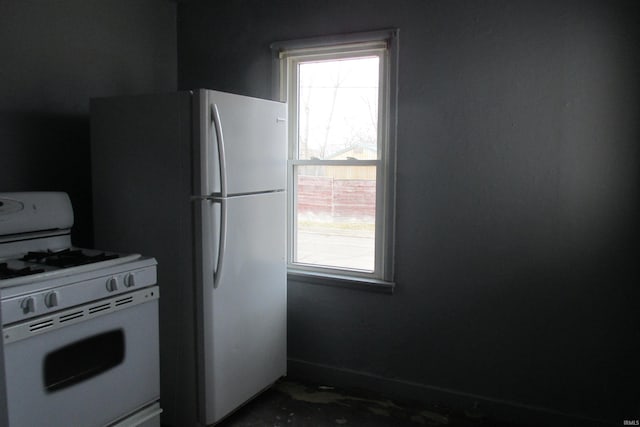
43,329,125,392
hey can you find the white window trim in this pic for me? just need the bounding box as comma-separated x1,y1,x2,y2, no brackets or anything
271,29,398,293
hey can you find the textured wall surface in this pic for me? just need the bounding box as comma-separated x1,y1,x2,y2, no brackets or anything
178,0,639,424
0,0,177,246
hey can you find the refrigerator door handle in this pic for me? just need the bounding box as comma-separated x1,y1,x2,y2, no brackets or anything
211,104,228,198
212,197,227,289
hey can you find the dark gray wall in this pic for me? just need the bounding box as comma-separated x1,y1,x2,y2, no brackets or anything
178,0,639,424
0,0,177,246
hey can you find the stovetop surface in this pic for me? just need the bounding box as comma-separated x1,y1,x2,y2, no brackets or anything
22,248,120,267
0,247,143,289
0,248,122,280
0,261,49,280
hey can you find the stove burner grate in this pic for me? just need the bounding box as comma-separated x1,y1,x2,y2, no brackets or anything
21,249,120,268
0,263,45,280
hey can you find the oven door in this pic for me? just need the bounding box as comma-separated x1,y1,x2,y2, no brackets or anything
2,291,159,427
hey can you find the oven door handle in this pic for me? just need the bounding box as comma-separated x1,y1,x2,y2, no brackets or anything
212,197,227,289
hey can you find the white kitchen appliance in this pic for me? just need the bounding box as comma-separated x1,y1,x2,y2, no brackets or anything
0,192,161,427
91,89,287,426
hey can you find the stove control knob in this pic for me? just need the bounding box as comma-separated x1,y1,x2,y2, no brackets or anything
106,277,119,292
44,291,59,308
21,297,36,314
124,273,136,288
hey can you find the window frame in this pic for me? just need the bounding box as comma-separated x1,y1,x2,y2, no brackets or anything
272,29,398,291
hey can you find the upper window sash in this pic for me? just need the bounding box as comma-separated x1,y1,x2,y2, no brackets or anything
287,50,386,162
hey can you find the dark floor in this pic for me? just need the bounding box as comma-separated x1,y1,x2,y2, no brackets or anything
216,379,498,427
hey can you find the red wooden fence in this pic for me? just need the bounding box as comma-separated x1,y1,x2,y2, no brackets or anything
297,175,375,220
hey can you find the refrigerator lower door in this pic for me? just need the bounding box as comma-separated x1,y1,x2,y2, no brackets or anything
196,191,286,425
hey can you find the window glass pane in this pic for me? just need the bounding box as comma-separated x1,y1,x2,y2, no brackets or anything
294,164,376,271
298,57,379,160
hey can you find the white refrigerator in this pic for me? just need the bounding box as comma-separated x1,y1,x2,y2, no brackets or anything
91,89,287,426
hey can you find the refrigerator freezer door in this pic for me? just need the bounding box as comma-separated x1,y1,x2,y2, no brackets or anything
196,191,286,425
198,89,287,196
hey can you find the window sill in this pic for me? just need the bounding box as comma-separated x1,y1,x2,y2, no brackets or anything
287,269,395,294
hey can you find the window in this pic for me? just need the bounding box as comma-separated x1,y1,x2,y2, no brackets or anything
273,30,398,288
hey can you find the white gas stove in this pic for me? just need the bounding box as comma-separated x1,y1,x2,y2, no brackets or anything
0,192,161,427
